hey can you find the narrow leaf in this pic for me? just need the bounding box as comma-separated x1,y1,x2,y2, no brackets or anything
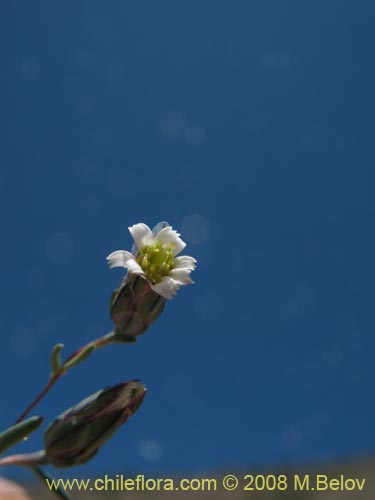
50,343,64,374
0,416,44,456
63,345,95,371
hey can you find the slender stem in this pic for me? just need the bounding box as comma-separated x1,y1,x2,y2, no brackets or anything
14,372,61,424
31,465,72,500
0,454,71,500
62,331,115,364
14,332,115,424
0,450,46,468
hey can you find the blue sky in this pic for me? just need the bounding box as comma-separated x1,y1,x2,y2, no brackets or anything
0,0,374,479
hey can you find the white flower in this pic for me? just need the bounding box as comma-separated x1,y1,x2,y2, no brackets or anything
107,223,197,300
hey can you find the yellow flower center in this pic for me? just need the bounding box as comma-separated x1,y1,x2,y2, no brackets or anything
136,243,175,284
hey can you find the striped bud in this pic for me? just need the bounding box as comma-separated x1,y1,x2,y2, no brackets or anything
44,381,145,468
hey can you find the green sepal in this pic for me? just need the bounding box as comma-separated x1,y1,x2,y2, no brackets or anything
0,416,44,456
110,275,166,342
63,345,95,371
50,343,64,374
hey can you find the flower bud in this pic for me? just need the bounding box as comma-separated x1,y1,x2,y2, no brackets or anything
44,381,145,468
110,275,165,342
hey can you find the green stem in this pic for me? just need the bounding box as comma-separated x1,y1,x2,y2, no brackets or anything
14,331,116,424
0,453,71,500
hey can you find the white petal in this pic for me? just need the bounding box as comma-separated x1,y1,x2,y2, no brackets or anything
171,238,186,255
154,226,178,244
173,255,197,270
169,268,194,284
129,223,153,250
106,250,135,269
126,259,146,277
151,276,181,300
155,226,186,256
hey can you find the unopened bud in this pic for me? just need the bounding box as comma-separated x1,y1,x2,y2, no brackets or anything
44,381,145,468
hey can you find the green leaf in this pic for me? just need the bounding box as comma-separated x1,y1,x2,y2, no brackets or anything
0,416,44,456
63,345,95,371
50,343,64,374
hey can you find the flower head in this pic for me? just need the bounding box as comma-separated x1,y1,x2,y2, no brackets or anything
107,222,196,300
